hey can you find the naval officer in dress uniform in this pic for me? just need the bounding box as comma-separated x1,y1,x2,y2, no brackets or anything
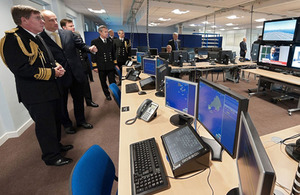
0,5,73,166
91,25,116,100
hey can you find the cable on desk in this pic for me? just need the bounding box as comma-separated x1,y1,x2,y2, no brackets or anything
166,169,206,180
275,181,291,194
125,116,138,125
280,133,300,145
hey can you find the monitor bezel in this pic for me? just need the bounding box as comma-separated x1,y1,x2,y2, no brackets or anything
262,17,299,43
143,57,157,76
155,58,170,91
196,77,249,158
165,76,198,118
131,48,137,56
288,43,300,70
149,48,158,56
236,111,276,195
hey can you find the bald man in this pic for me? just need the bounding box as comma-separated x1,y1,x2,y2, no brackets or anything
40,10,97,134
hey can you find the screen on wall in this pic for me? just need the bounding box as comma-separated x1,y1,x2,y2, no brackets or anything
258,45,290,66
263,19,297,41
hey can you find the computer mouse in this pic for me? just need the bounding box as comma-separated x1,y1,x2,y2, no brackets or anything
138,91,146,95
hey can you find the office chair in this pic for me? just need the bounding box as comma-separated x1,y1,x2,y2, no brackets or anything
69,145,118,195
109,83,121,107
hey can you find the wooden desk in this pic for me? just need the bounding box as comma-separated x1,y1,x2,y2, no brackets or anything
261,125,300,194
118,71,239,194
242,68,300,115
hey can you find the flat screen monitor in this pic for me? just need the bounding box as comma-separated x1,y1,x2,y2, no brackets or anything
251,43,260,62
208,51,219,60
159,52,171,61
197,77,249,160
227,111,276,195
149,48,158,56
258,45,290,67
136,52,145,64
165,76,197,126
155,58,170,97
291,46,300,69
263,18,298,42
218,50,233,64
131,48,137,56
143,57,156,76
171,50,188,66
137,46,148,52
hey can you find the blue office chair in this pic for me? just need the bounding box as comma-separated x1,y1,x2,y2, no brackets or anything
114,66,121,79
109,83,121,107
69,145,118,195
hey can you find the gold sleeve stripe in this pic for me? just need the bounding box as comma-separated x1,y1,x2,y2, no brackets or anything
114,60,117,64
92,62,97,67
34,68,52,80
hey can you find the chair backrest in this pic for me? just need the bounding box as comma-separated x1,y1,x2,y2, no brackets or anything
115,66,121,78
69,145,116,195
109,83,121,107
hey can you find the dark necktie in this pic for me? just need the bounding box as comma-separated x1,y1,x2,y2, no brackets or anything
104,39,107,43
36,34,56,67
175,41,178,50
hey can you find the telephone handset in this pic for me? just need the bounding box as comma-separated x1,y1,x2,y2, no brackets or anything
125,99,159,125
125,69,140,81
136,99,159,122
125,60,133,66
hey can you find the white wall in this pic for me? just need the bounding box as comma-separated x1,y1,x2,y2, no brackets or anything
107,25,176,34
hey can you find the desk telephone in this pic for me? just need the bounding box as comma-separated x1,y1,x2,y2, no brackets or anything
125,99,159,125
125,69,140,81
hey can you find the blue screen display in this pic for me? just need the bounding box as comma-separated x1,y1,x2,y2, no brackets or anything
197,81,239,155
263,19,297,41
143,58,156,75
165,77,197,117
157,58,165,67
136,52,145,63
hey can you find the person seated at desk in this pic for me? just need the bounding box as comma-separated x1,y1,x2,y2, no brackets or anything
166,44,172,53
266,47,279,61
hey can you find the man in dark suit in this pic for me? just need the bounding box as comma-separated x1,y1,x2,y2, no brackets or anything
168,32,181,51
91,25,116,100
0,5,72,166
114,29,131,82
240,37,247,59
40,10,96,134
60,19,98,108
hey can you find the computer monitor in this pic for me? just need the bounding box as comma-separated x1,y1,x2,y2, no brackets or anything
218,50,233,65
149,48,158,56
197,77,249,160
136,52,145,64
131,48,137,56
207,51,219,61
227,111,276,195
251,43,260,62
159,52,171,62
258,45,290,67
171,50,188,66
161,47,167,52
155,58,170,97
143,57,156,76
290,45,300,69
181,47,195,53
165,76,197,126
262,17,298,42
137,46,148,52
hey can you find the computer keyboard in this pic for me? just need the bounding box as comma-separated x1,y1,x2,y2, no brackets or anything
130,137,169,195
126,83,139,93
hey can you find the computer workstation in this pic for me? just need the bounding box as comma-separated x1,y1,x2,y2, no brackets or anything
119,70,291,194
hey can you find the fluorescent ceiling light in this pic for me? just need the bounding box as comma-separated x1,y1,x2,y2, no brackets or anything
227,15,239,19
211,25,217,28
255,18,266,22
202,21,209,24
149,22,160,26
226,23,234,26
233,27,240,29
88,8,106,14
158,17,171,21
172,9,189,15
256,26,263,29
220,29,225,31
189,24,196,27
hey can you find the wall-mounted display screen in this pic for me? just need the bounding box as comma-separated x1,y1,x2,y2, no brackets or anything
263,19,297,42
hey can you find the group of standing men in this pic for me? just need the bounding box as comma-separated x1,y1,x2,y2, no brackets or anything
0,5,131,166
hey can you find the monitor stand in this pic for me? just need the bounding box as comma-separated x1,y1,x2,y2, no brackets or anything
285,143,300,162
170,114,193,127
226,188,239,195
200,136,223,161
155,91,164,97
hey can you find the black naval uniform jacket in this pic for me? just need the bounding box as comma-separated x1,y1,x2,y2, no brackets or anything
114,38,131,64
40,29,90,88
1,26,59,104
91,37,116,71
